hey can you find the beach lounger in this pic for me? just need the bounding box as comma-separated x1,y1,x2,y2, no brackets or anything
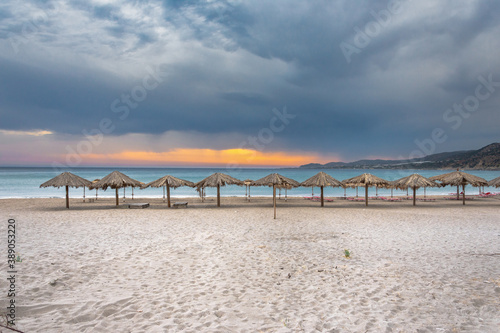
379,196,402,202
173,202,188,208
444,197,474,200
128,203,150,209
311,197,333,203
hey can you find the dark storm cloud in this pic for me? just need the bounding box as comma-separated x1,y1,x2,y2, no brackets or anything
0,0,499,162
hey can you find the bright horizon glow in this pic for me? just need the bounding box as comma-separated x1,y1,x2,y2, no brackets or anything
75,148,334,167
0,129,53,136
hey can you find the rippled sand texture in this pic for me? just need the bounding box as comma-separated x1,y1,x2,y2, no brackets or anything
1,197,499,332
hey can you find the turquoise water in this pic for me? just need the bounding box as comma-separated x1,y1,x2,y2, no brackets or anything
0,167,498,199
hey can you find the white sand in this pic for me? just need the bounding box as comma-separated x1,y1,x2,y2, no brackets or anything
1,197,499,332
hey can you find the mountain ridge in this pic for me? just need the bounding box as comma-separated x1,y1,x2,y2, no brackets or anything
299,143,500,170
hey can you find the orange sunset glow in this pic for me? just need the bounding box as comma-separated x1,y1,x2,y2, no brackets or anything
78,148,331,167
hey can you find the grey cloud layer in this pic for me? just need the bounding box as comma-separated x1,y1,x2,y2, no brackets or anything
0,0,499,161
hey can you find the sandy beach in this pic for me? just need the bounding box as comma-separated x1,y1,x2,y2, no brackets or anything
1,196,499,332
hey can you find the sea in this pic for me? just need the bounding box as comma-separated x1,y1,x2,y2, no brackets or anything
0,167,499,199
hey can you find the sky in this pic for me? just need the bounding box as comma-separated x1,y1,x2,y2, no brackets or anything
0,0,499,168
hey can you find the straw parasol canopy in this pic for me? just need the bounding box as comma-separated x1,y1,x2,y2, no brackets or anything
194,173,244,207
142,175,194,207
89,171,142,206
40,172,92,209
430,170,488,205
392,174,438,206
251,173,300,219
342,173,389,206
488,176,500,188
301,171,343,207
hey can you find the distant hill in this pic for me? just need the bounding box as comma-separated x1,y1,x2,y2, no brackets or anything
299,143,500,170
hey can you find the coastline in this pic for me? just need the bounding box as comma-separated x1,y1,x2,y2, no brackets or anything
2,166,499,200
1,194,499,206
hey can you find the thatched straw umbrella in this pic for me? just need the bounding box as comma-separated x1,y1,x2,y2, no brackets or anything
342,173,389,206
194,173,243,207
430,170,488,205
430,171,460,199
488,176,500,188
251,173,300,219
89,171,142,206
40,172,92,208
392,174,438,206
301,172,343,207
142,175,194,207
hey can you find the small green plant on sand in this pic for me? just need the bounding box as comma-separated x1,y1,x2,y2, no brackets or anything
344,249,351,259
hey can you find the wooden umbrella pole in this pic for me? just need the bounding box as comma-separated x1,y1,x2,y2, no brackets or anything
66,185,69,209
83,187,86,202
321,186,324,207
217,184,220,207
457,185,460,200
413,187,416,206
167,185,171,208
273,185,276,219
163,186,165,203
365,185,369,206
115,188,119,206
462,184,466,205
249,186,251,202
